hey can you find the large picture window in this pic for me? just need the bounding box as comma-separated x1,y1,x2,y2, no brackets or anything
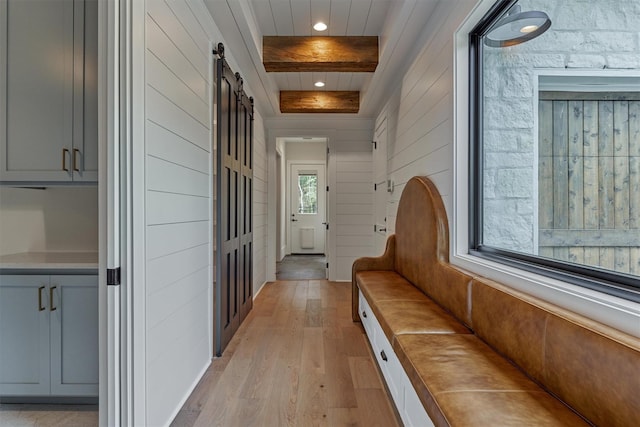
470,0,640,301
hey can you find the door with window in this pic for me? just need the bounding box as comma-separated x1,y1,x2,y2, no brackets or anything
290,164,326,254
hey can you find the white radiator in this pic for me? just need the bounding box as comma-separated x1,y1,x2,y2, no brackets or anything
300,227,314,249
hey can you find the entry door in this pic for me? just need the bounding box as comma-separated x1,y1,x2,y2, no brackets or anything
290,164,326,254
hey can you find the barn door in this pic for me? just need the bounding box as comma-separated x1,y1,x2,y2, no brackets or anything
538,93,640,275
215,47,253,355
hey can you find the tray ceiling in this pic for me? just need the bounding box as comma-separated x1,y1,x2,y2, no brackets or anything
204,0,441,117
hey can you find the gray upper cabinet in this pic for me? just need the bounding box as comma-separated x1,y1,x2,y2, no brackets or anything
0,0,97,183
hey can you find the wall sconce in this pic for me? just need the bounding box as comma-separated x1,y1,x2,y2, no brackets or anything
484,4,551,48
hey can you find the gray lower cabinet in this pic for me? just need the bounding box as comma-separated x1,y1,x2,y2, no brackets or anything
0,275,98,397
0,0,98,183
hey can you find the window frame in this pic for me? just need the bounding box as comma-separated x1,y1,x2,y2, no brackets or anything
468,0,640,303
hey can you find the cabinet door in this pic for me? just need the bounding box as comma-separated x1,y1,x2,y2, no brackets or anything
0,275,51,396
72,0,98,182
49,275,98,396
0,0,75,182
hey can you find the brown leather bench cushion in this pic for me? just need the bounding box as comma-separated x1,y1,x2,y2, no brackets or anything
356,271,470,342
393,334,590,427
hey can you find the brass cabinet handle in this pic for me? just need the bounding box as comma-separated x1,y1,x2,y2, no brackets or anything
38,286,46,311
62,148,70,171
73,148,80,171
50,286,57,311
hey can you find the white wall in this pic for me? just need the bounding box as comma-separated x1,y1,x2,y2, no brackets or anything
143,1,212,425
377,0,477,233
253,111,268,295
276,139,286,260
0,186,98,256
285,140,326,161
334,151,374,280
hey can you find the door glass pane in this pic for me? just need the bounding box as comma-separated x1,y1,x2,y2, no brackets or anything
298,174,318,214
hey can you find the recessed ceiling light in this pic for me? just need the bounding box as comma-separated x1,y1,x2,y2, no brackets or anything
313,22,327,32
314,81,325,87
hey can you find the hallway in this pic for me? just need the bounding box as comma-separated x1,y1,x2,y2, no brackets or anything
171,280,399,427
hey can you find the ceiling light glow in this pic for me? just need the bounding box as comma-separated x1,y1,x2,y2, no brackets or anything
313,22,327,31
314,81,325,87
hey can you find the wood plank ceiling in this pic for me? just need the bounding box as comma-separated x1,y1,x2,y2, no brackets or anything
252,0,390,113
203,0,441,117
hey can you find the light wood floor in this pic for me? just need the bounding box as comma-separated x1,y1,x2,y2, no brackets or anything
0,404,98,427
171,280,400,427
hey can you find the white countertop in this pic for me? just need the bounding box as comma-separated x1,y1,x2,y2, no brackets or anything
0,251,99,270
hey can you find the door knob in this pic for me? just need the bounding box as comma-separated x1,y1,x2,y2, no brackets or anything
291,218,298,222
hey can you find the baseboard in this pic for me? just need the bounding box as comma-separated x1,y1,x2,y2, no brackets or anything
253,281,268,300
165,360,211,427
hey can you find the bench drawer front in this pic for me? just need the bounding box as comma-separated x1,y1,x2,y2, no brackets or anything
374,325,404,407
359,289,405,411
403,373,435,427
359,291,377,346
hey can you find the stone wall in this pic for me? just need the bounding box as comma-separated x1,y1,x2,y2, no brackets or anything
482,0,640,252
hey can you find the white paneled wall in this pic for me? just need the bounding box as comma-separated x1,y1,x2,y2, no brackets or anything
335,152,374,280
144,1,212,425
253,111,268,295
378,0,477,235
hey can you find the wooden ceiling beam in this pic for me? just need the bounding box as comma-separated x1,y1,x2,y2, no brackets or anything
280,91,359,113
264,36,378,72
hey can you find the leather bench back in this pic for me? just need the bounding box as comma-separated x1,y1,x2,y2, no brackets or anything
472,277,640,427
394,177,472,326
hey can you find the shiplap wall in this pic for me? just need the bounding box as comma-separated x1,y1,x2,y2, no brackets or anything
335,151,374,279
379,0,477,235
253,110,267,295
144,1,211,425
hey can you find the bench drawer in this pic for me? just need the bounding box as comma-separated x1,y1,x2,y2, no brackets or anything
358,288,404,412
403,373,435,427
358,291,377,346
374,328,404,408
358,287,434,427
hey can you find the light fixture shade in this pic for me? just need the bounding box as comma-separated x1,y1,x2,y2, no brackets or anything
485,9,551,47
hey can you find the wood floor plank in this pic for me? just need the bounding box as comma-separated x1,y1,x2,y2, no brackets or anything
355,388,401,427
350,356,383,389
305,298,323,327
178,280,400,427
